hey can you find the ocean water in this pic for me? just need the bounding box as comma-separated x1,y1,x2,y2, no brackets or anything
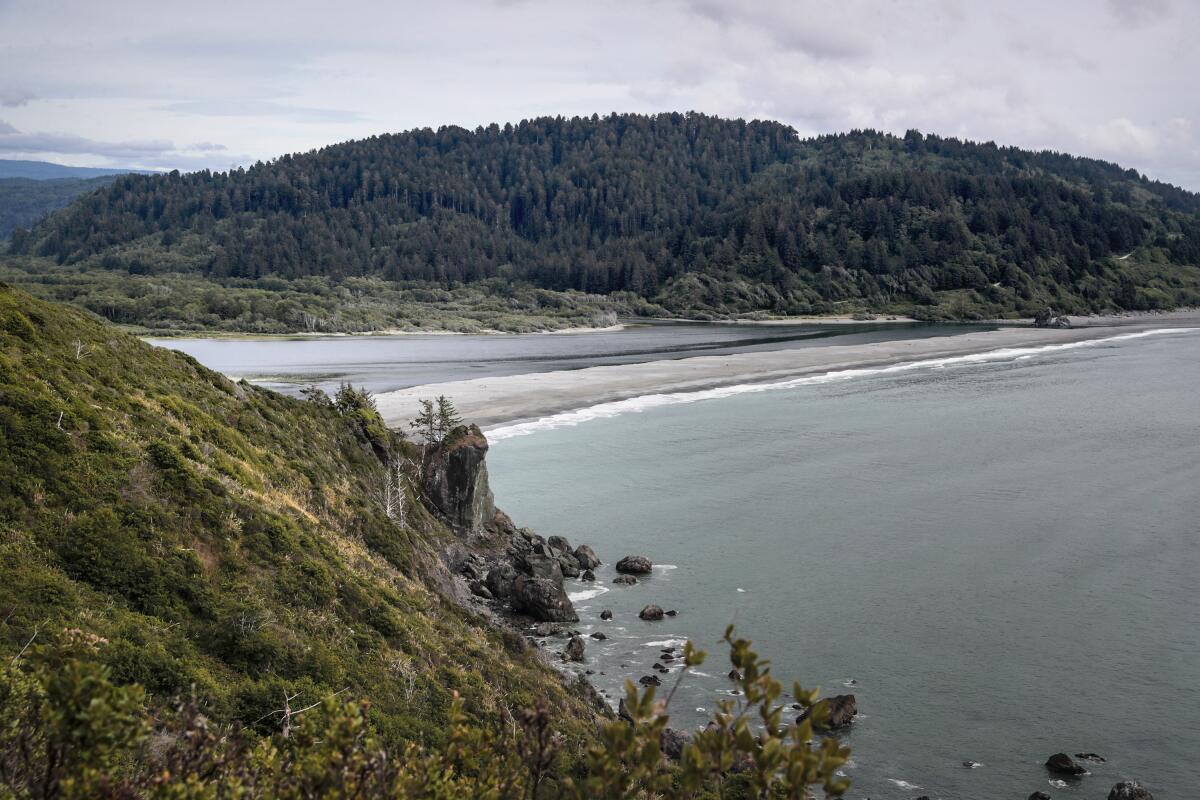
487,328,1200,798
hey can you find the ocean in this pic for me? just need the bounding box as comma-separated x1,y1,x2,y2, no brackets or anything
486,328,1200,798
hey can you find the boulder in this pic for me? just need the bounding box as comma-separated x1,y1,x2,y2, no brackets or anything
484,563,517,598
581,569,595,582
599,609,613,620
590,631,607,640
639,675,662,687
665,609,677,616
660,727,692,760
616,555,653,574
1034,307,1072,328
728,669,741,681
512,576,578,622
1108,782,1154,800
798,695,857,729
612,575,638,585
420,424,496,535
639,604,665,621
547,535,572,553
574,544,601,569
557,552,581,578
517,553,564,582
1076,752,1106,763
1045,753,1087,776
564,635,585,662
1028,793,1051,800
468,580,492,600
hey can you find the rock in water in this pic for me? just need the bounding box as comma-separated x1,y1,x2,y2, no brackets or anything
590,631,607,640
511,576,578,622
564,635,585,662
420,424,495,535
599,609,613,620
581,569,595,581
1075,752,1106,763
1045,752,1087,776
1108,781,1154,800
1028,792,1051,800
574,544,601,569
638,674,662,686
612,574,638,585
639,604,665,621
616,555,653,574
798,695,857,729
547,535,572,553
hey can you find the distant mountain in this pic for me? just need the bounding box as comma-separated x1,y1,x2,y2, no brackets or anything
9,113,1200,322
0,158,151,180
0,175,118,240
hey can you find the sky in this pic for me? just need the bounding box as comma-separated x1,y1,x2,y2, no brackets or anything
0,0,1197,190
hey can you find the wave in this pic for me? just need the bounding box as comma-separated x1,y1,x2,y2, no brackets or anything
568,585,610,602
487,328,1195,441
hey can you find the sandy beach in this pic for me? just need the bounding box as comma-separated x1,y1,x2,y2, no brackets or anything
374,312,1200,430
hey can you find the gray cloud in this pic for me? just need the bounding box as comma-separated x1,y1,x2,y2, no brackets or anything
0,125,176,158
0,88,35,107
0,0,1195,188
0,119,17,134
1107,0,1171,27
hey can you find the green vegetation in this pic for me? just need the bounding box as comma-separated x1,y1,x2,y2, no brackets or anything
0,285,853,797
0,260,636,333
5,113,1200,329
0,177,117,241
0,282,600,755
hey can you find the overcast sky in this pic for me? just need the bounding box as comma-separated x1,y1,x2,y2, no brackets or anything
1,0,1197,189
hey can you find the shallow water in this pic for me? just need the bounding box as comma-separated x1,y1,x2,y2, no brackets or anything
147,320,979,395
488,328,1200,798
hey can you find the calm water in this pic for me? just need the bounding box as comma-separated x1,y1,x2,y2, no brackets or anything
487,329,1200,798
148,320,980,396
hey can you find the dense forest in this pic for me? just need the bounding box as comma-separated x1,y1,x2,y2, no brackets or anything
0,175,117,240
8,113,1200,326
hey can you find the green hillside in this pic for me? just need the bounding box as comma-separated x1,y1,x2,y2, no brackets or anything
0,282,600,746
0,176,117,241
6,113,1200,329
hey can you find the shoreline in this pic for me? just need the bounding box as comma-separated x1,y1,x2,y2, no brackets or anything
374,311,1200,431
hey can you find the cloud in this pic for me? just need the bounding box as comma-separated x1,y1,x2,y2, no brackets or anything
0,126,176,159
1106,0,1171,28
191,141,227,152
683,0,872,60
164,99,364,124
0,88,35,107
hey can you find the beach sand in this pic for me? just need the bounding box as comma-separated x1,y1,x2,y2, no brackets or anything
374,312,1200,431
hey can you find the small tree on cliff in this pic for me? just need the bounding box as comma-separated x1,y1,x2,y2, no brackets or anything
411,399,438,445
435,395,463,441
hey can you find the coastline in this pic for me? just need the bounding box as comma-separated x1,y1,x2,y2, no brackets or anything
374,310,1200,431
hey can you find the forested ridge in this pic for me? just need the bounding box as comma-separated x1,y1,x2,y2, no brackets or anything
9,112,1200,324
0,175,117,240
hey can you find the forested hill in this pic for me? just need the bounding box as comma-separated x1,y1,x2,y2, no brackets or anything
10,113,1200,320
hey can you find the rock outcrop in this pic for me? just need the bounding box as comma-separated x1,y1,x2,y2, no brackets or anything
574,544,601,569
422,425,496,535
1108,781,1154,800
564,635,585,661
639,604,665,621
616,555,653,574
1034,308,1072,328
1045,752,1087,776
798,695,857,729
512,575,578,622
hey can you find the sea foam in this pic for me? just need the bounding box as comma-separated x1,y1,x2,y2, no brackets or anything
487,328,1195,441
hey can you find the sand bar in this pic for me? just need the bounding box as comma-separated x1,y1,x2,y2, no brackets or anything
374,312,1200,431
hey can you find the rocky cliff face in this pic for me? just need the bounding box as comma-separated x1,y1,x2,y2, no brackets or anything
422,424,496,536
